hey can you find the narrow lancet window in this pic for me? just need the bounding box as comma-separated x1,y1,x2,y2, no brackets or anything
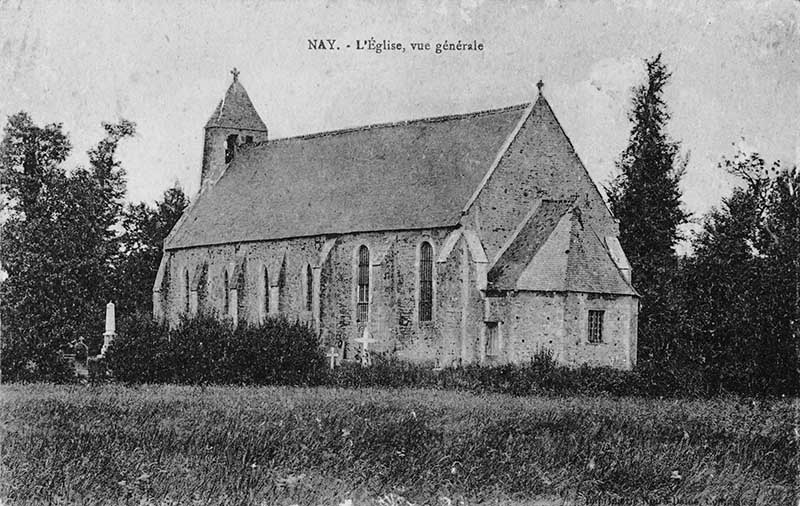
419,241,433,322
223,269,230,315
306,264,313,311
356,246,369,322
264,267,269,315
184,269,190,314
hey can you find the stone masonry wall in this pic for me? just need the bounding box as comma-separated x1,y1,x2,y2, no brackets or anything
483,292,567,364
159,231,636,369
201,127,269,188
161,227,491,365
562,292,638,370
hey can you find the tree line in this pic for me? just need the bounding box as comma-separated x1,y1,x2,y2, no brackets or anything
0,114,187,380
1,55,797,394
609,54,797,395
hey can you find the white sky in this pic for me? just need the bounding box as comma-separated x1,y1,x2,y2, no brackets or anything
1,0,797,229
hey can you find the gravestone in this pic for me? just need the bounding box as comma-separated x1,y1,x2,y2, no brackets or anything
326,347,339,370
73,337,89,381
353,328,377,367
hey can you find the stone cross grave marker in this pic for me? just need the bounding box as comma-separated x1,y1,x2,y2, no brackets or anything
326,347,339,370
353,328,377,367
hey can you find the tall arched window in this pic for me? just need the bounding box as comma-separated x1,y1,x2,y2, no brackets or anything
196,264,208,314
419,241,433,322
263,267,270,316
356,245,370,322
223,269,230,316
235,262,246,323
305,264,313,311
184,268,190,314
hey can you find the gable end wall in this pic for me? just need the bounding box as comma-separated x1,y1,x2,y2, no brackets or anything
463,102,618,261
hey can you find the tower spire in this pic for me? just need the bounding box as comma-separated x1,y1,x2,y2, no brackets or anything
201,70,268,189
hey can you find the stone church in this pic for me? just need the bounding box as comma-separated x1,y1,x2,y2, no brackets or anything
153,71,639,369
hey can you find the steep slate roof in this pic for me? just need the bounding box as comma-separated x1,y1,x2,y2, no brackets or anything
488,203,637,296
487,200,575,289
564,212,637,295
205,79,268,131
167,103,529,249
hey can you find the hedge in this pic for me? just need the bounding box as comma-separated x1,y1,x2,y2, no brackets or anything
106,313,323,385
99,313,711,397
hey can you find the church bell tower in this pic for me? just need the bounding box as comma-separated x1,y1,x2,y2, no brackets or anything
201,68,268,188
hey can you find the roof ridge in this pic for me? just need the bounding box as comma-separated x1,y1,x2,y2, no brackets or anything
216,95,226,124
541,198,578,204
461,102,535,214
255,102,530,146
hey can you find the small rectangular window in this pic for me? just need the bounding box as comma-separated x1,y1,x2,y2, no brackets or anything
485,322,499,357
245,135,253,144
588,310,604,343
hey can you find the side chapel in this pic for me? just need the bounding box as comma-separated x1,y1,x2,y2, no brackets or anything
153,70,639,369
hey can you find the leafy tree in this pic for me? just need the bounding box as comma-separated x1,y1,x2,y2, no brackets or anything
0,113,71,215
683,152,797,394
0,113,73,380
755,164,798,393
114,185,189,315
682,153,766,392
607,54,689,364
0,113,135,380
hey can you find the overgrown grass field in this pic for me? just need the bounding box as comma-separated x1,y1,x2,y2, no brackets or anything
0,385,795,505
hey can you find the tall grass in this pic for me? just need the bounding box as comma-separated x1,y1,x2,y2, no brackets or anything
323,351,707,398
1,384,795,505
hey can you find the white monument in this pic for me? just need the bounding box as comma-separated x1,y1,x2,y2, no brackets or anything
100,301,115,357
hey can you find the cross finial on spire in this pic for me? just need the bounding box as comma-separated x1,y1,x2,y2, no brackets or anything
536,79,544,94
231,67,240,82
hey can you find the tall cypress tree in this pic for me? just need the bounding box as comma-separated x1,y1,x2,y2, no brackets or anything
608,54,689,364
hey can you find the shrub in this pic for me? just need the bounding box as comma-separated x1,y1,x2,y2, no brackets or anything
323,347,713,398
225,316,324,385
168,314,232,384
0,328,76,383
105,312,170,383
632,359,706,397
106,314,716,398
326,352,440,389
106,313,322,385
